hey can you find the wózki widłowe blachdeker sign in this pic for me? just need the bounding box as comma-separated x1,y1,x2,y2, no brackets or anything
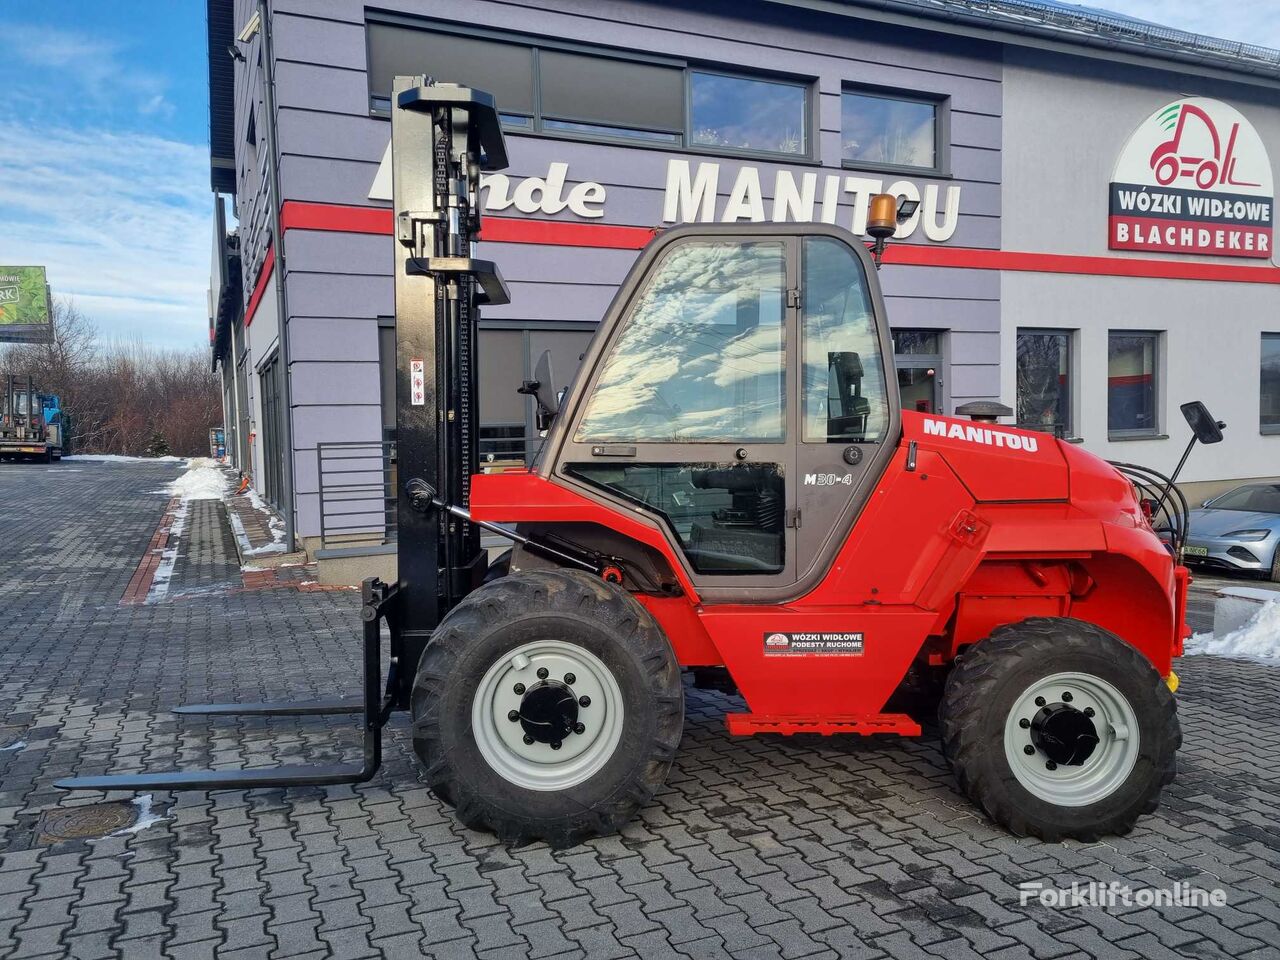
1109,97,1273,259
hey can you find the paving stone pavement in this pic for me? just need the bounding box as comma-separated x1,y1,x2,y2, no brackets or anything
1,459,1278,959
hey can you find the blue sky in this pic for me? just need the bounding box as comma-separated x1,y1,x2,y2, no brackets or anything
0,1,1275,350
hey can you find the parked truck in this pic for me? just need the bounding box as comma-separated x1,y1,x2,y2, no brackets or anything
0,375,63,462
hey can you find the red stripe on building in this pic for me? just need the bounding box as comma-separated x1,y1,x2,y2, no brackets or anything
281,202,393,235
244,245,275,328
274,200,1280,285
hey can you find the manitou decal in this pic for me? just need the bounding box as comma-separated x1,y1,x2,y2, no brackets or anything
1109,98,1274,259
368,144,962,241
923,419,1040,452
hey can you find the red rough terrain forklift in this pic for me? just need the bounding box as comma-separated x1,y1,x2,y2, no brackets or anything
61,79,1224,847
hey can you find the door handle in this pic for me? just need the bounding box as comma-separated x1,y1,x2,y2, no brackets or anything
590,445,636,457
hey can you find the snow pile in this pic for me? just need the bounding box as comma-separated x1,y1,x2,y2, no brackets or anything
165,458,229,501
66,454,185,463
1186,598,1280,661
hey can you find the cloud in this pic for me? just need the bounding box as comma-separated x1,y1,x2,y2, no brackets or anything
0,121,210,348
2,22,176,119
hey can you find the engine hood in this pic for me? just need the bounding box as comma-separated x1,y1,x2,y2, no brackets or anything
902,411,1068,501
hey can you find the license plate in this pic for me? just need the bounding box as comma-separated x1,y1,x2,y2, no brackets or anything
1183,545,1209,558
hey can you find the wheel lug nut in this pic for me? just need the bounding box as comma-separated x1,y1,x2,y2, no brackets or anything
573,722,585,735
564,673,576,685
513,683,525,695
1019,718,1031,729
1062,691,1073,703
1046,761,1058,771
550,740,562,750
579,696,591,708
523,735,534,745
1023,744,1035,755
1034,696,1046,707
507,710,520,722
1084,707,1095,717
536,667,549,680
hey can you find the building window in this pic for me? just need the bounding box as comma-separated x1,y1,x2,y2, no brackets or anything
1263,334,1280,434
1108,332,1160,438
893,329,943,415
842,87,944,173
366,18,813,159
690,71,807,157
1016,329,1073,438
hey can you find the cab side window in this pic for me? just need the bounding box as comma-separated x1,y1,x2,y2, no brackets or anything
575,240,787,443
801,236,889,442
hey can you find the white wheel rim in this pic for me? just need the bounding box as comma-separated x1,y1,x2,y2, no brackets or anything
471,639,625,792
1003,671,1141,807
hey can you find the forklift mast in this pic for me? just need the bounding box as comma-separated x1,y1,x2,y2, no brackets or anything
55,79,510,793
390,76,509,707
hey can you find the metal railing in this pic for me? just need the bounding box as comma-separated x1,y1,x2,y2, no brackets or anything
317,435,543,551
317,440,398,551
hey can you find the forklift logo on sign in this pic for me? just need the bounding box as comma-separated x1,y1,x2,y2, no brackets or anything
1109,97,1274,258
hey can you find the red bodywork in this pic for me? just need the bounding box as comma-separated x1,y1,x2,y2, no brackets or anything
471,411,1188,734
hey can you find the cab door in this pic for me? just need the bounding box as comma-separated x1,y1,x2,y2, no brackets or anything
554,231,800,598
793,235,899,583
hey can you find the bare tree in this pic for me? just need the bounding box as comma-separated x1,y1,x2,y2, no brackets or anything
1,299,220,456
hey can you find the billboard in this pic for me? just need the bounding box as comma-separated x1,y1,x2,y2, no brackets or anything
1109,98,1274,259
0,266,52,342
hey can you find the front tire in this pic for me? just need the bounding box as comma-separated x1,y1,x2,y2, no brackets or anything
939,617,1179,841
411,569,683,847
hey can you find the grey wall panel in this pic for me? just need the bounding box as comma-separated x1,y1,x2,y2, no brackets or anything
272,12,366,70
287,231,394,277
291,360,381,406
277,108,388,163
476,243,639,284
951,146,1001,185
274,61,370,116
951,111,1003,150
883,297,1000,331
948,360,1000,399
289,319,382,361
279,156,380,205
292,404,384,451
948,330,1001,365
483,282,617,324
879,264,1000,301
285,273,393,319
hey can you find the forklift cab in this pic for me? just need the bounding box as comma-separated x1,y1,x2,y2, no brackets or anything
537,223,901,601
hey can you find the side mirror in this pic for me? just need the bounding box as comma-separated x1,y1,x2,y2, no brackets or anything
1180,401,1225,445
518,349,561,431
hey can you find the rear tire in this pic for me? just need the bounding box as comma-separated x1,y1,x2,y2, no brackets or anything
939,617,1179,841
411,569,683,847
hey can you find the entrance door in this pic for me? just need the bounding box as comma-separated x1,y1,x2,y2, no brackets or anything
893,330,943,415
260,355,285,509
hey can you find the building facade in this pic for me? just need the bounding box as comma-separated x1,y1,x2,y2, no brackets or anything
207,0,1280,560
